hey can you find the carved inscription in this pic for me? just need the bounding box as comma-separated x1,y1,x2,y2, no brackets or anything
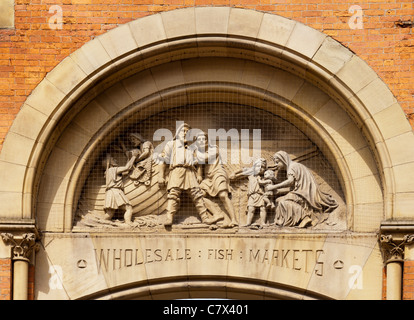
94,247,325,276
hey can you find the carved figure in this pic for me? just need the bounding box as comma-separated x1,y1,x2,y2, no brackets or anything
195,132,238,228
244,158,269,227
128,133,154,186
158,123,222,226
103,150,138,224
258,169,276,210
267,151,338,228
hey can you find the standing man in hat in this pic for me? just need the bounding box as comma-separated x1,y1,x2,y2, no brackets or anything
158,122,222,226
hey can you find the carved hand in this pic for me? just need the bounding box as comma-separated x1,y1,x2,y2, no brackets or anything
196,175,203,184
131,149,140,158
266,184,277,191
158,177,166,187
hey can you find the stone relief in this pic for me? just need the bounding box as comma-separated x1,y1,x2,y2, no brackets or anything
75,130,344,232
74,105,345,232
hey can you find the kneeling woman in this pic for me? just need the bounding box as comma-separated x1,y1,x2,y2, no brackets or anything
267,151,338,228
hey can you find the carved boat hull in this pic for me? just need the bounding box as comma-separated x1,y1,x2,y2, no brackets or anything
78,163,168,218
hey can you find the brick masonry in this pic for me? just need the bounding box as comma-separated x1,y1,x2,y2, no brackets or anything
0,0,413,300
403,260,414,300
0,258,12,300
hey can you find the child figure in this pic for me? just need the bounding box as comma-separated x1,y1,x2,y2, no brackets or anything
103,150,138,224
258,169,276,209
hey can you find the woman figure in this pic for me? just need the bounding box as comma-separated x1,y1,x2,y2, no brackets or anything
267,151,338,228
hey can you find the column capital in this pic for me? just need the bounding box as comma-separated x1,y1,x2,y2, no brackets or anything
380,233,414,264
380,220,414,264
1,232,40,262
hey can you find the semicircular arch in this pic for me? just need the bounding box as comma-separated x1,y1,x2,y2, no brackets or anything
0,7,412,236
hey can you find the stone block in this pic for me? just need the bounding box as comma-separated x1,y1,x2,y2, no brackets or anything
356,77,398,116
314,99,352,134
161,7,196,39
97,23,138,60
122,69,159,102
373,103,412,140
335,55,378,95
266,68,304,101
181,57,245,84
330,122,368,156
42,147,79,180
393,192,414,219
266,236,327,293
72,100,111,137
0,0,14,28
36,235,110,299
312,37,354,74
129,13,167,49
9,104,48,141
307,235,379,299
353,202,384,233
241,61,275,90
0,192,22,219
70,38,112,76
45,56,87,96
257,13,296,48
353,174,383,205
100,82,135,113
228,7,264,39
139,236,188,281
195,7,230,35
0,161,25,193
291,81,331,115
285,22,326,60
385,131,414,167
150,61,185,91
0,132,34,167
393,162,414,193
344,146,378,180
186,236,231,277
24,78,66,119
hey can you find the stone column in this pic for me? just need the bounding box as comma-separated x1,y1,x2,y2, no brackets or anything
380,234,414,300
1,233,37,300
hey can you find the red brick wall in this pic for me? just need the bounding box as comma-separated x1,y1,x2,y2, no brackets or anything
403,260,414,300
0,258,12,300
28,264,34,300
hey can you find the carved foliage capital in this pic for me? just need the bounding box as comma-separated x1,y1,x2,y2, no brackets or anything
380,234,414,264
1,233,38,261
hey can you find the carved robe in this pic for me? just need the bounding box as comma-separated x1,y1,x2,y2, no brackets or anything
196,145,229,197
161,139,199,191
247,175,265,208
104,167,130,210
274,151,338,227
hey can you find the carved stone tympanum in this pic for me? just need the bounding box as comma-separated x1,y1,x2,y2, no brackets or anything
73,105,345,232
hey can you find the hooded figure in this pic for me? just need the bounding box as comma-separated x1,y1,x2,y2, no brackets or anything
268,151,338,228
